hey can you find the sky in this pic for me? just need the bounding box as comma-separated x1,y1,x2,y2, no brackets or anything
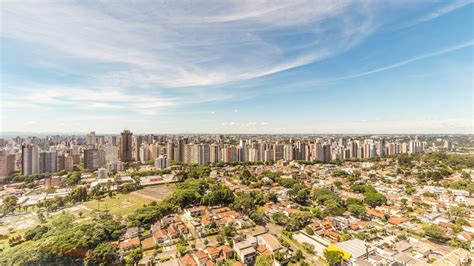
0,0,473,134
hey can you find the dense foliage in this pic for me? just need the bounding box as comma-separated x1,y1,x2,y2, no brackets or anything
0,213,122,265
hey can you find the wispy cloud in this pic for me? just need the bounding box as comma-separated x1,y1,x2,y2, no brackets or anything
398,0,472,29
329,40,474,81
1,1,471,133
0,0,387,89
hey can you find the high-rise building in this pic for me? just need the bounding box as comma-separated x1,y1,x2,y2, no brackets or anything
139,143,150,164
0,151,15,178
86,131,97,146
273,144,284,161
22,144,39,175
314,142,324,162
248,148,258,162
184,143,194,164
239,140,248,162
378,139,386,157
409,137,424,154
134,135,143,161
444,140,452,151
177,138,185,162
322,144,332,163
198,144,210,165
264,149,273,162
84,148,104,170
39,151,57,173
64,154,74,172
103,145,119,163
154,155,169,169
120,130,133,162
166,142,174,161
222,145,237,163
283,144,293,161
209,144,220,163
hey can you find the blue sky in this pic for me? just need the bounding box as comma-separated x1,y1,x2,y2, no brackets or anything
1,0,473,134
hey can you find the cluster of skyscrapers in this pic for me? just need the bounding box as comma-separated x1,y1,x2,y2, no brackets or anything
0,130,431,178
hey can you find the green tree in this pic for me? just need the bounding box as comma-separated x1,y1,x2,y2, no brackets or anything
90,242,118,264
347,204,366,218
3,195,18,214
250,210,265,225
231,192,256,214
295,249,303,261
61,172,81,187
364,192,387,208
294,188,310,204
124,248,142,265
424,224,446,242
266,192,278,203
201,184,235,206
324,250,343,266
256,254,273,266
302,242,314,254
271,212,288,225
177,243,188,255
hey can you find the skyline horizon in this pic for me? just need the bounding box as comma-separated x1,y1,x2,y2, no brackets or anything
1,129,472,137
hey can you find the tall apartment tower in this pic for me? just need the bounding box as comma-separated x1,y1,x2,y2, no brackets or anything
154,155,169,169
39,151,57,173
198,144,210,165
84,148,104,170
177,138,185,162
134,135,143,161
166,142,174,161
209,143,220,163
322,144,332,163
273,144,284,161
86,131,97,146
21,144,39,175
120,130,133,162
0,150,16,178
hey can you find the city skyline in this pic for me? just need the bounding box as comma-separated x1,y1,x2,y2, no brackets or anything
1,1,473,134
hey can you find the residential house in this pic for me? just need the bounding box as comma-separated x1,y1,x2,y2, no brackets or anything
234,237,257,265
119,237,140,251
153,229,169,244
257,234,282,252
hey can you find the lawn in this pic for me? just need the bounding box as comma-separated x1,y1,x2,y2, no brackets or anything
83,193,152,217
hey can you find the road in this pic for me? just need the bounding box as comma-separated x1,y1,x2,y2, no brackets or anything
180,214,205,250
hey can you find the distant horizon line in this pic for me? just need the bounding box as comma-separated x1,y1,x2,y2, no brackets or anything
0,131,472,137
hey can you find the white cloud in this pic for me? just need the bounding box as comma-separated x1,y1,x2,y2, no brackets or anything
398,0,472,29
2,85,176,112
328,40,474,82
0,0,388,89
271,40,474,90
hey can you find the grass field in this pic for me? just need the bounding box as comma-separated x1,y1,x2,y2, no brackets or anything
83,192,153,216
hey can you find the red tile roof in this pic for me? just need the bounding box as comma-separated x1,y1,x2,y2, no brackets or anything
388,216,408,225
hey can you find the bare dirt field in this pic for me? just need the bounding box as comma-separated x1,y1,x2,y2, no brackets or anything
131,184,175,201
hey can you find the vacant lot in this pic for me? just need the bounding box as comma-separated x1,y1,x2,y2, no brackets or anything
131,184,175,201
83,192,152,217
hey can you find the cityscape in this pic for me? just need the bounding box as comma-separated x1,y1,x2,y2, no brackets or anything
0,132,473,266
1,1,473,266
